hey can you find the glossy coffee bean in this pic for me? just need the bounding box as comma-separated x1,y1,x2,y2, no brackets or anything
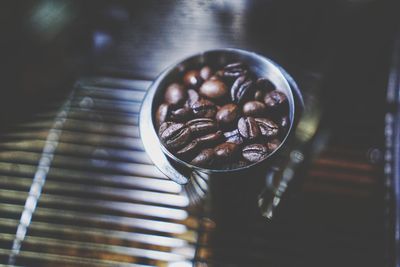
156,62,290,170
242,101,266,116
165,83,187,106
191,148,215,167
225,62,245,69
230,75,254,103
254,118,279,137
159,122,191,150
185,89,200,108
186,118,218,136
280,116,289,129
242,143,269,163
196,130,223,146
158,122,185,140
267,138,281,152
199,79,228,99
220,160,248,170
158,121,173,136
155,103,170,128
256,78,275,92
214,142,240,161
230,75,246,100
191,98,217,118
238,117,260,140
176,140,200,160
183,70,202,88
222,62,248,79
264,90,287,109
200,66,213,80
211,71,223,80
170,107,193,122
223,129,243,144
254,89,265,101
215,103,239,126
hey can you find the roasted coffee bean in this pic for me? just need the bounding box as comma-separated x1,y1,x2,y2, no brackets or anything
186,118,218,136
243,101,267,116
242,144,268,163
191,99,217,118
255,78,275,101
170,107,193,122
215,103,240,127
238,117,260,140
159,122,191,150
191,148,215,167
231,75,254,103
230,75,246,101
155,103,170,128
220,160,248,170
256,78,275,92
183,70,202,88
200,66,213,80
267,139,281,152
280,116,289,129
214,142,240,161
185,89,200,108
254,89,265,101
196,130,223,146
222,62,248,78
225,62,245,69
156,63,290,170
158,121,173,136
223,129,243,144
199,79,228,99
264,90,287,109
165,83,187,106
254,118,279,137
176,140,200,160
209,75,220,80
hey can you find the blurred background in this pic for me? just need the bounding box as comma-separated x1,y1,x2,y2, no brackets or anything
0,0,399,266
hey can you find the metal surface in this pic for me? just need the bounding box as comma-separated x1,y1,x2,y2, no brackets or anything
0,78,199,266
0,74,384,266
385,31,400,267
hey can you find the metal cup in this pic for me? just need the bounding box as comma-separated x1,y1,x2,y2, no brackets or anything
140,49,303,222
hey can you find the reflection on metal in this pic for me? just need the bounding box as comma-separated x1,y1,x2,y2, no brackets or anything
8,91,74,265
259,75,323,220
384,33,400,267
93,30,113,52
0,76,200,266
168,261,193,267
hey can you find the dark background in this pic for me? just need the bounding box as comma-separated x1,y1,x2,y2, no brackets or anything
0,0,397,129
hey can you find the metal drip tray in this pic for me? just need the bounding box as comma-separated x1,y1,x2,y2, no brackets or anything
0,76,384,266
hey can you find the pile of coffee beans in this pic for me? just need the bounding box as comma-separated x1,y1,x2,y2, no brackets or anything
155,62,290,169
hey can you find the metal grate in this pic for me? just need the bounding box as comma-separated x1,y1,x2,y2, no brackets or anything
0,76,384,266
0,78,200,266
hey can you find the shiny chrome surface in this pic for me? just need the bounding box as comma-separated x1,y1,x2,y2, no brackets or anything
0,77,198,266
